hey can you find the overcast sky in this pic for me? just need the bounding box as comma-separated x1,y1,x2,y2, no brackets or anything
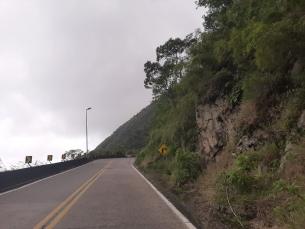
0,0,206,168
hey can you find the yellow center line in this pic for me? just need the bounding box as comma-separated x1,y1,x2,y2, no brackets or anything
45,162,111,229
33,161,112,229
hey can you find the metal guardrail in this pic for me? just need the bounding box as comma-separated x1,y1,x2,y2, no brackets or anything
0,155,120,193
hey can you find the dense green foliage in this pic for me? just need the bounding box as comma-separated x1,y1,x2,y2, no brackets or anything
136,145,203,186
137,0,305,227
95,104,154,153
140,0,305,153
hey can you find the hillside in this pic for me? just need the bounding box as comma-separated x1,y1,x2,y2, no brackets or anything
95,103,154,153
135,1,305,228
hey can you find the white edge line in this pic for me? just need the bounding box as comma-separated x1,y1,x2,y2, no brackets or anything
130,160,197,229
0,161,95,196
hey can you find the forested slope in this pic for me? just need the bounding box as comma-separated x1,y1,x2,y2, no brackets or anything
95,104,154,153
136,1,305,228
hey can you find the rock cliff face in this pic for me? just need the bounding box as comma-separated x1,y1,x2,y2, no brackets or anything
196,95,305,162
196,99,235,161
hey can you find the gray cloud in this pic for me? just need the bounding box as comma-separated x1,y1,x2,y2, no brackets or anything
0,0,206,165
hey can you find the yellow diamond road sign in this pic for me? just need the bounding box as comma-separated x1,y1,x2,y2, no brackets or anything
62,154,66,160
47,155,53,161
25,156,32,163
158,144,168,155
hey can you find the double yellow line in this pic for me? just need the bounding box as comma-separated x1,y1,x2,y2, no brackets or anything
34,161,112,229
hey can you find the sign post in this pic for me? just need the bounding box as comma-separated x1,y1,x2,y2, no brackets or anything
47,155,53,163
25,156,32,167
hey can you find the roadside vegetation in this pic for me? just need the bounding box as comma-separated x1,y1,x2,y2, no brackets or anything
135,0,305,228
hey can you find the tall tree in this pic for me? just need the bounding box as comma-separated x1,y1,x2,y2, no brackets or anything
196,0,233,31
144,34,196,102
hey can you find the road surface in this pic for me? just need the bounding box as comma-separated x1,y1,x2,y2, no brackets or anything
0,158,190,229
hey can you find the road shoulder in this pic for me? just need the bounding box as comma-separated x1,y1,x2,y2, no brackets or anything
131,160,201,229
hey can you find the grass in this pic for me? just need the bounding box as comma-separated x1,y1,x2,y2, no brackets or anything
210,137,305,229
135,131,305,229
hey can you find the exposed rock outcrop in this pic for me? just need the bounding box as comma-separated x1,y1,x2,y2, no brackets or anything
297,110,305,129
196,99,235,160
234,135,258,155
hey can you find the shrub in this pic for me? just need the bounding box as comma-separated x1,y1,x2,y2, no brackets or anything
214,151,271,207
135,150,146,165
174,149,202,186
242,72,279,101
253,142,282,173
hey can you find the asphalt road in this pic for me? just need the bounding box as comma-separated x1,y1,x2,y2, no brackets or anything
0,158,189,229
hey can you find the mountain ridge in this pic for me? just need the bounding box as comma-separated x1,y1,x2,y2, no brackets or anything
95,103,154,152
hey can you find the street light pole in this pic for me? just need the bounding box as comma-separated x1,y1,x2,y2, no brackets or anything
86,107,91,153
